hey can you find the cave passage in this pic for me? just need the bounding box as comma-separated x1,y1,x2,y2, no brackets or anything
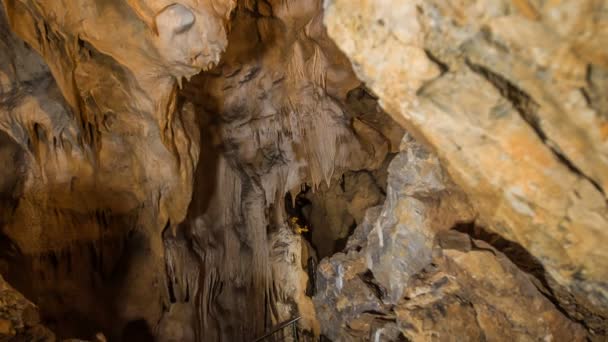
0,0,606,341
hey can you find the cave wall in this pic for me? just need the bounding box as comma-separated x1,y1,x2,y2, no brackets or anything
324,0,608,337
0,0,606,341
0,0,398,339
0,0,211,337
313,134,588,340
0,274,56,340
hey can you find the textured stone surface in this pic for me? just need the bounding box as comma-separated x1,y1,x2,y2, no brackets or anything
172,1,400,338
395,231,588,342
0,274,55,341
1,0,399,339
314,135,474,339
0,0,606,340
313,136,588,340
325,0,608,334
0,0,215,338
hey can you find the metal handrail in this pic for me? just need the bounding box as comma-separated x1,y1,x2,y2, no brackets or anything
253,316,301,342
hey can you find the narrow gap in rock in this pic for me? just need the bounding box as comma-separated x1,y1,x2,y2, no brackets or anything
466,60,605,196
359,270,387,301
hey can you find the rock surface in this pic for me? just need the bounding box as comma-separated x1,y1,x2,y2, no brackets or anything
0,274,55,341
0,0,606,340
172,1,399,338
2,0,398,339
0,0,213,338
325,0,608,335
314,137,588,341
313,135,472,339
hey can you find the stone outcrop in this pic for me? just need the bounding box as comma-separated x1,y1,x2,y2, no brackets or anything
314,135,588,340
0,274,55,341
325,0,608,336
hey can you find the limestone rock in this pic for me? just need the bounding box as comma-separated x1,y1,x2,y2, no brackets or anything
324,0,608,334
314,135,474,340
0,0,208,337
0,274,55,341
171,0,401,339
395,231,588,341
0,0,606,340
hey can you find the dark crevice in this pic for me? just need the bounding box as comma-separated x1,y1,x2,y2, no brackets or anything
551,147,604,196
581,87,592,108
466,60,605,197
121,319,154,342
584,64,608,120
360,310,391,318
359,270,387,301
167,276,177,304
424,49,448,75
452,223,544,277
361,310,397,323
465,61,543,137
305,257,317,297
185,282,190,303
332,221,357,254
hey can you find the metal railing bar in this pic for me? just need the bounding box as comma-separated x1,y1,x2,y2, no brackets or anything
253,316,302,342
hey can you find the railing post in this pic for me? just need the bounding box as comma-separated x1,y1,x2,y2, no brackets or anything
292,320,298,342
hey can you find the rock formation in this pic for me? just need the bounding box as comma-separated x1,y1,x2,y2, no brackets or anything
324,0,608,338
0,0,606,341
0,274,55,341
314,135,587,340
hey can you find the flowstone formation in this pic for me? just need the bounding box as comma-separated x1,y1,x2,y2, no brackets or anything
0,0,231,338
0,0,606,341
172,0,400,339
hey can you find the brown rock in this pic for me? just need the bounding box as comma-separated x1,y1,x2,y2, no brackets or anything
0,275,54,340
396,235,589,341
0,318,13,336
0,0,605,340
324,0,608,333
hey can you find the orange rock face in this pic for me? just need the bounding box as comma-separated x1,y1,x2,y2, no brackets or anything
325,0,608,336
